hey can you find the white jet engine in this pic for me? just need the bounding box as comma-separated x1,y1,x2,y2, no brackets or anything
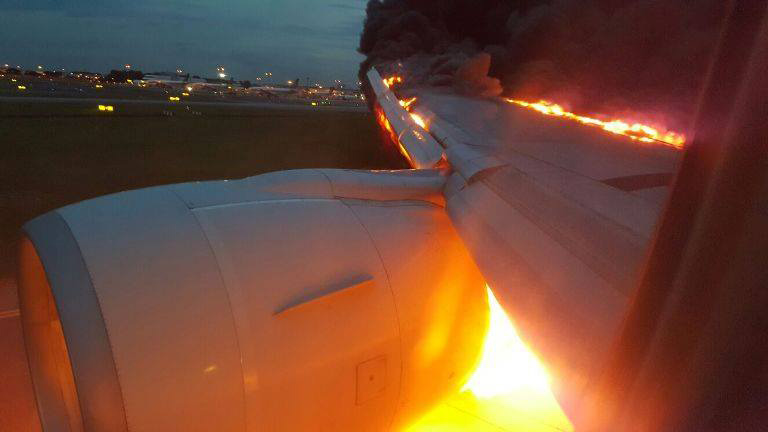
18,169,489,432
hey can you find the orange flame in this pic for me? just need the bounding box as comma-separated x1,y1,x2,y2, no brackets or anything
406,286,573,431
383,75,403,88
410,113,428,130
507,99,686,149
375,106,397,142
397,97,429,130
376,79,427,165
399,97,417,109
374,105,414,165
462,286,552,398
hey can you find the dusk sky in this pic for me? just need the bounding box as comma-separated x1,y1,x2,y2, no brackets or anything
0,0,367,85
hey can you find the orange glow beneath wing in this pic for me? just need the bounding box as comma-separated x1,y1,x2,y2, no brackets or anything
375,105,414,166
507,99,686,149
405,286,573,432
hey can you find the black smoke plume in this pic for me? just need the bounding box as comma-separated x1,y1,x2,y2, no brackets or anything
359,0,726,128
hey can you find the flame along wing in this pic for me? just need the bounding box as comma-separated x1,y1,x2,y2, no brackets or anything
368,69,681,423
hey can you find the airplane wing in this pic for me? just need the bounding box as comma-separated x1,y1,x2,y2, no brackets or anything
367,69,682,426
417,89,680,398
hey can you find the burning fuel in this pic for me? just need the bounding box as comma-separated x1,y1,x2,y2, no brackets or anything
376,77,433,164
398,97,417,109
507,99,686,148
409,113,427,130
462,286,551,398
383,75,403,88
374,104,414,164
375,106,397,143
388,82,430,131
406,286,573,431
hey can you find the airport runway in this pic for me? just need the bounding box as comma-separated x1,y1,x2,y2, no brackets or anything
0,95,368,113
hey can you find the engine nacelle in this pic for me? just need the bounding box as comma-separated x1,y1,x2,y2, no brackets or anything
18,169,488,432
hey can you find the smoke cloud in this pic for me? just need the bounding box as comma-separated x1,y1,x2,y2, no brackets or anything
359,0,726,128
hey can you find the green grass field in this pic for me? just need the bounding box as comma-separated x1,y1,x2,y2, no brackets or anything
0,98,405,309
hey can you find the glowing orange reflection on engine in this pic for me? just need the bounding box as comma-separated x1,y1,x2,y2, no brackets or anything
405,286,573,431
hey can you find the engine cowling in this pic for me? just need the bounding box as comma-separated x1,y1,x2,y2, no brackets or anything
18,169,488,432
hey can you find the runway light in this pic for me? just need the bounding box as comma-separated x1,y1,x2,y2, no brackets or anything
311,102,317,106
94,84,103,88
98,105,114,112
17,85,26,90
11,78,17,82
182,92,190,96
169,96,180,101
